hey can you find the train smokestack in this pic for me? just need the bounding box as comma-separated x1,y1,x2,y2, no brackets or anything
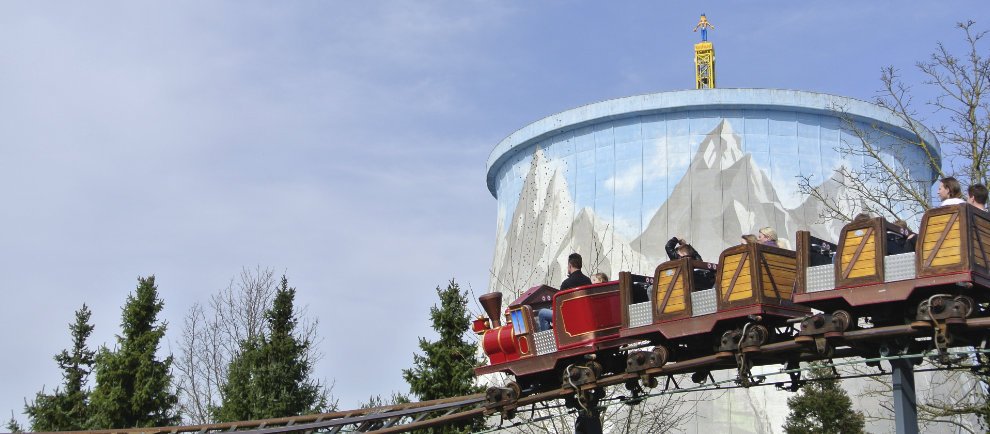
479,292,503,327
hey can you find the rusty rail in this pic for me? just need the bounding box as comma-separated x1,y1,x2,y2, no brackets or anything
19,318,990,434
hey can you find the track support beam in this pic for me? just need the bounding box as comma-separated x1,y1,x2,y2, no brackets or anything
891,359,918,434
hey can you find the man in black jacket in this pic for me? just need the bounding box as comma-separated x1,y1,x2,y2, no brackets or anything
537,253,591,331
559,253,592,290
665,237,715,290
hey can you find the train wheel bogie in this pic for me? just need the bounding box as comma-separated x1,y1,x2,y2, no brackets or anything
741,324,769,352
562,360,602,389
916,294,973,323
485,382,521,407
717,329,741,355
625,345,670,373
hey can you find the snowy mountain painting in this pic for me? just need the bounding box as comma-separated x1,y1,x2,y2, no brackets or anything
490,119,848,300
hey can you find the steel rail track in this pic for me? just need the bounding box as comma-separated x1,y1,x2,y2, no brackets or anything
18,317,990,434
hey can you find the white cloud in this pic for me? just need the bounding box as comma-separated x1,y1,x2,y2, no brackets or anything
604,136,669,195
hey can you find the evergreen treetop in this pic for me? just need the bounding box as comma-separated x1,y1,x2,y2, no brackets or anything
402,280,484,433
25,304,96,432
6,411,24,433
88,275,179,429
214,276,326,422
783,363,865,434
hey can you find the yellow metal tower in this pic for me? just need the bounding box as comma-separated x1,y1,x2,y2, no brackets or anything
695,41,715,89
693,14,716,89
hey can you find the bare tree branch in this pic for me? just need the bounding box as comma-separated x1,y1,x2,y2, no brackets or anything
174,266,334,424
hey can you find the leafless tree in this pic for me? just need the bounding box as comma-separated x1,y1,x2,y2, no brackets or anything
174,267,329,424
846,360,987,433
921,21,990,185
797,71,942,224
800,21,989,225
795,20,990,431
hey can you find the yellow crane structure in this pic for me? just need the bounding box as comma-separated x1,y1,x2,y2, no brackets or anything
693,14,716,89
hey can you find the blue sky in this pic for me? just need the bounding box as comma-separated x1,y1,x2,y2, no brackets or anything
1,1,987,423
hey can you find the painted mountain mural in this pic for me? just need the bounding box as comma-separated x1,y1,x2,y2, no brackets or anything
486,118,860,433
633,119,847,261
490,119,851,303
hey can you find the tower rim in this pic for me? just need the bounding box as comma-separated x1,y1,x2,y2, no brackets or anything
485,88,940,198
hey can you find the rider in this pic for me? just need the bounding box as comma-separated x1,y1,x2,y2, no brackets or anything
536,253,592,331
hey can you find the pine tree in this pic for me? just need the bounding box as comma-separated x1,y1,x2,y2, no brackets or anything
783,363,866,434
402,280,485,433
88,276,180,429
6,411,24,433
214,276,326,421
25,304,96,431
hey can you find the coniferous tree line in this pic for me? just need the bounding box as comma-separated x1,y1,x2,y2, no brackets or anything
14,271,334,430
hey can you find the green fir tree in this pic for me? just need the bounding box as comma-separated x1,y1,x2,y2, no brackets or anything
88,276,180,429
25,304,96,431
214,276,326,421
6,411,24,433
402,280,485,433
783,363,865,434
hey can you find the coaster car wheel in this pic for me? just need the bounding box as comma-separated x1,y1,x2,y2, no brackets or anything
954,295,975,318
832,310,852,331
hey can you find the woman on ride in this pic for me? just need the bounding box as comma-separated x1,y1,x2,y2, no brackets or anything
939,177,966,206
757,227,778,247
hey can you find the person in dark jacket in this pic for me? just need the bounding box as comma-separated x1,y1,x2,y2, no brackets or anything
537,253,592,331
558,253,593,290
891,219,917,254
665,237,702,261
664,237,715,290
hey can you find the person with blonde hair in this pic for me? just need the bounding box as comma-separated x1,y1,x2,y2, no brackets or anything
591,272,609,284
757,227,778,247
